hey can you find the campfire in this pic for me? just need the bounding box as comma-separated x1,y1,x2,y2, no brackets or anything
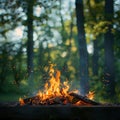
1,64,120,120
19,64,100,106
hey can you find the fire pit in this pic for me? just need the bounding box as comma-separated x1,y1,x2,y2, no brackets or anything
0,64,120,120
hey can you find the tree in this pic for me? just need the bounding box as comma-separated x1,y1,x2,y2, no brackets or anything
75,0,89,95
27,0,34,84
104,0,115,98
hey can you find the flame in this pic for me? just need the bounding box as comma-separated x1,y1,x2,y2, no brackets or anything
19,64,95,106
36,64,70,101
19,97,25,106
86,91,95,100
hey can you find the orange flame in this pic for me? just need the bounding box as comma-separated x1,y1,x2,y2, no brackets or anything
86,91,95,100
37,64,70,101
19,97,25,106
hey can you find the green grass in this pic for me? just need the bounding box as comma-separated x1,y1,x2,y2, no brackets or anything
0,93,25,102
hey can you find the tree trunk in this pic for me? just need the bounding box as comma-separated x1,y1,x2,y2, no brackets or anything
104,0,115,97
27,0,34,86
92,39,99,75
75,0,89,95
59,0,67,42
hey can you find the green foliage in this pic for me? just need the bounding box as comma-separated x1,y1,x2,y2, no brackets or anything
85,21,112,41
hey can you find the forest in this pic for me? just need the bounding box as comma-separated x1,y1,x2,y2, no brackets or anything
0,0,120,103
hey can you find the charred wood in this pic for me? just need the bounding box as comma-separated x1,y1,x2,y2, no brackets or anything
69,92,101,105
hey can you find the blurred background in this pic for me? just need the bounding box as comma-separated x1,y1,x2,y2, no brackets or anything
0,0,120,103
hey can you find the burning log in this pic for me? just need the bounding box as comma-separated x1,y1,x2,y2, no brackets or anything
19,95,67,105
69,92,101,105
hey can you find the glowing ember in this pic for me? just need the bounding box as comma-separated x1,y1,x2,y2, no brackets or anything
19,64,95,106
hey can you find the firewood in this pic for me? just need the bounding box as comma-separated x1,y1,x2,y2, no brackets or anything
19,92,102,106
21,96,39,105
69,92,101,105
